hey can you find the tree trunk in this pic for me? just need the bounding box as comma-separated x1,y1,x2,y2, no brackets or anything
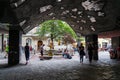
50,34,54,49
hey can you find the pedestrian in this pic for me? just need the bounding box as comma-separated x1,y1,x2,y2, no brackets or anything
87,43,93,63
29,46,33,54
78,43,85,63
24,43,30,64
4,44,9,58
39,44,45,60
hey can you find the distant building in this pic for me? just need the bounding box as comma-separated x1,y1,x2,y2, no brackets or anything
98,38,111,50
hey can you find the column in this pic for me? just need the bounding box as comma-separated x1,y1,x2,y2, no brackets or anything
1,34,4,52
111,36,120,50
19,31,23,62
85,34,98,60
8,30,21,65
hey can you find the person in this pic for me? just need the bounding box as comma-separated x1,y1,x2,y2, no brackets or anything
29,46,33,54
62,48,72,59
117,44,120,59
58,49,62,53
87,43,94,63
4,44,9,58
39,44,45,60
78,43,85,63
24,43,30,64
3,41,6,52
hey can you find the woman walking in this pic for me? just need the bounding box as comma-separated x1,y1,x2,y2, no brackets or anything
24,43,30,64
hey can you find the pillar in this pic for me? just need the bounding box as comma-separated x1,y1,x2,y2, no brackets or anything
85,34,98,60
8,30,21,65
19,31,23,62
1,34,4,52
111,36,120,50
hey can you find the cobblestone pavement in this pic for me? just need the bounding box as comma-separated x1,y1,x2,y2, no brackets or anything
0,51,120,80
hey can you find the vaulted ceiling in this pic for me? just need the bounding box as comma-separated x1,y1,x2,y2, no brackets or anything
0,0,120,36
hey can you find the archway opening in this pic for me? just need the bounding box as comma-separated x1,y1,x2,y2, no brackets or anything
21,19,81,61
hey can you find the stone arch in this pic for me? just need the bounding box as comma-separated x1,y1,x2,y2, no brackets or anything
26,38,32,46
37,40,43,50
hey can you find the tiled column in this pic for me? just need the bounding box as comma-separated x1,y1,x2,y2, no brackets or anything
8,30,22,65
1,34,4,52
85,34,98,60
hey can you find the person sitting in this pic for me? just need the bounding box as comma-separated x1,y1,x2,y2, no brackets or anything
58,49,62,53
62,48,72,59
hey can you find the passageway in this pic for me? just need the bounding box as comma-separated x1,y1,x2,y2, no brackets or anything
0,51,120,80
0,0,120,66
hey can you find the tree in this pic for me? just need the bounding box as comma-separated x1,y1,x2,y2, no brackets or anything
35,20,77,48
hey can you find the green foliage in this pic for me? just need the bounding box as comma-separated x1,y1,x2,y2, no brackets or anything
77,36,85,41
35,20,77,40
80,37,85,41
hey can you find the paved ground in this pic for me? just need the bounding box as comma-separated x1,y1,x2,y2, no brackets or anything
0,51,120,80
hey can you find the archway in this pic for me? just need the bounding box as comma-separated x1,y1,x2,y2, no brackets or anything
37,40,43,50
23,19,79,60
26,38,32,46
